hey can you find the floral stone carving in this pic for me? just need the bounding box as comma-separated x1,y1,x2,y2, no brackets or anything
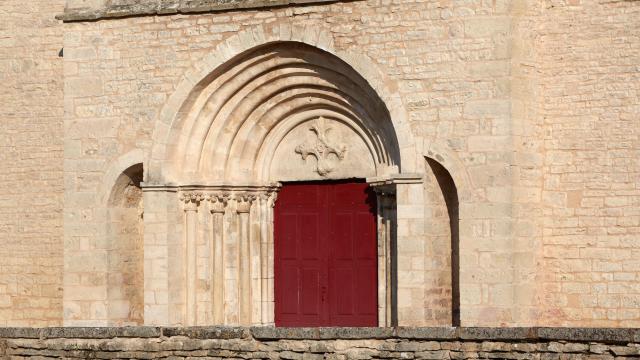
295,117,348,176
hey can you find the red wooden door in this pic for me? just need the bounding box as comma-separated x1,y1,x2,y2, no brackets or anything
274,181,377,327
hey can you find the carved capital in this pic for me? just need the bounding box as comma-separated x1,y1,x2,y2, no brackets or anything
267,190,279,208
207,193,229,213
180,192,204,211
234,193,256,213
372,184,396,198
256,191,269,202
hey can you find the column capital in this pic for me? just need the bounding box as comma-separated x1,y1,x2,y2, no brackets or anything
267,190,279,208
234,193,256,213
371,184,396,198
180,192,204,211
207,192,229,213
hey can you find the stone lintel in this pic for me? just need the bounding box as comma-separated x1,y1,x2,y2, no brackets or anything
367,173,423,187
57,0,349,22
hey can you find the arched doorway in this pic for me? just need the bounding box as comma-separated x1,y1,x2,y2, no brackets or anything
144,39,417,326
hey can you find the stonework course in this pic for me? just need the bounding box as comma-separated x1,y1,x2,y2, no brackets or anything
0,0,639,330
2,327,640,359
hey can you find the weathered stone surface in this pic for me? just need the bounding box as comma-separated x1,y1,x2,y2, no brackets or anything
459,328,536,341
537,328,635,344
252,327,394,340
0,328,42,339
2,0,640,332
39,326,161,339
58,0,347,21
163,326,247,339
396,328,457,340
610,345,640,356
0,327,637,359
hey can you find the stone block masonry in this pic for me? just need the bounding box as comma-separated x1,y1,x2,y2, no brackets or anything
1,327,640,359
0,0,65,326
56,0,640,328
0,0,638,330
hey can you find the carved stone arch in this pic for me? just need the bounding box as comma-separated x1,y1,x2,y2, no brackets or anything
160,43,399,183
143,26,420,327
100,149,144,204
146,23,417,184
424,142,478,204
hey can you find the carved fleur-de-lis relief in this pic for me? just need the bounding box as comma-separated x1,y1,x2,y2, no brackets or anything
295,117,347,176
180,192,205,211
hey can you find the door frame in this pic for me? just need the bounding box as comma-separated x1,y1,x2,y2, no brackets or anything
271,178,400,327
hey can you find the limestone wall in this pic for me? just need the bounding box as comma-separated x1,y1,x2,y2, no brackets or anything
58,0,640,327
60,0,521,327
538,0,640,327
1,327,640,359
0,0,638,328
0,0,65,326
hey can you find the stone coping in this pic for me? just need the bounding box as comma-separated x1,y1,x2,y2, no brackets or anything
56,0,351,22
0,327,637,344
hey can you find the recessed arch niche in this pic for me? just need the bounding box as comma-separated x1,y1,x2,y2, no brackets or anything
143,41,415,327
106,163,144,325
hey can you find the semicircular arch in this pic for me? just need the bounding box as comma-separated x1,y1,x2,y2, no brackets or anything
147,24,417,185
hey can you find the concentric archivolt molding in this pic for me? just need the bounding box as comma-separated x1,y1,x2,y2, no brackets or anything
147,24,417,185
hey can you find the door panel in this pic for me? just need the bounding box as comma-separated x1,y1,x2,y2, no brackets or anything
274,180,377,327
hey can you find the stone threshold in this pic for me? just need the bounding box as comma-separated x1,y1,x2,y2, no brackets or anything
56,0,354,22
0,327,638,344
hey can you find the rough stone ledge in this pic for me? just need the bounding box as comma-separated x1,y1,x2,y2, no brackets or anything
251,327,640,343
163,326,248,339
0,327,638,344
0,327,162,339
250,327,395,340
56,0,355,22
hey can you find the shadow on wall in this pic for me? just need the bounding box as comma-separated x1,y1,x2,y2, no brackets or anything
425,157,460,326
107,163,144,325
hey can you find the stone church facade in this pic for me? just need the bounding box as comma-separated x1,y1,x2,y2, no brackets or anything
0,0,638,329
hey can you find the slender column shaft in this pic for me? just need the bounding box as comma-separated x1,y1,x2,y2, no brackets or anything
386,194,398,327
376,192,387,327
259,196,268,325
181,193,202,326
209,194,227,325
236,194,255,325
186,209,197,325
385,200,393,326
372,187,396,327
265,191,277,325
